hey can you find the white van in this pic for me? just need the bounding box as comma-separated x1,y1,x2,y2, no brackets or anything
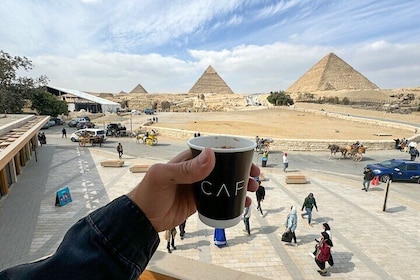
70,128,106,142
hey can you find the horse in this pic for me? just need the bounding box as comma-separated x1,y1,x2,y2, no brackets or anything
257,138,273,152
327,144,347,159
328,144,340,159
345,145,367,161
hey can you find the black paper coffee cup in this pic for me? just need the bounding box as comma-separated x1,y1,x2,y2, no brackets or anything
188,135,256,228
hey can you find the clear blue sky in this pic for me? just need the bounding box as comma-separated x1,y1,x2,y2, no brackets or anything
1,0,419,93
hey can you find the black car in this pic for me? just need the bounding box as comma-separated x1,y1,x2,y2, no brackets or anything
78,115,91,122
366,159,420,183
76,121,95,129
106,123,127,136
68,119,79,127
51,117,64,125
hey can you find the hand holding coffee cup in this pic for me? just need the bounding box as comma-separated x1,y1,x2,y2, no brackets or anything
188,135,257,228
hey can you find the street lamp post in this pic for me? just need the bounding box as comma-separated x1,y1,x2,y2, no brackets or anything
130,113,133,137
382,179,392,211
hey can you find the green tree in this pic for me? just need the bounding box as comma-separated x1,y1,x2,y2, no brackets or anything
30,88,68,117
120,99,129,109
266,91,294,106
342,97,350,105
161,100,171,111
0,50,48,113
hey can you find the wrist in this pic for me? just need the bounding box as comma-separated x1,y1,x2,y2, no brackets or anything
127,190,160,232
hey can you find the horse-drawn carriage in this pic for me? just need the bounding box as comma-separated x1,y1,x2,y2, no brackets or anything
328,143,367,161
135,130,158,146
78,135,104,147
75,130,104,147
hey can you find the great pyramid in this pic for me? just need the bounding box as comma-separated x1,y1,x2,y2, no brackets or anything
286,53,379,92
188,65,234,94
129,84,148,94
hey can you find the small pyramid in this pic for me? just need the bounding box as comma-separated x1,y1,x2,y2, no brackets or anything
129,84,148,94
188,65,234,94
286,53,379,92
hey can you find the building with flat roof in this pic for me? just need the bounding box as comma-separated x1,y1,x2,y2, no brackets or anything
0,114,49,198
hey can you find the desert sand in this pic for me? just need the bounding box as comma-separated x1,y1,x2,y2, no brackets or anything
140,103,419,140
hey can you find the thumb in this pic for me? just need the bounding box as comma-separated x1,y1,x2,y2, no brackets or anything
150,148,215,185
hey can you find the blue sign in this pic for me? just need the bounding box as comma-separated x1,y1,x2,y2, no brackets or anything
55,187,72,206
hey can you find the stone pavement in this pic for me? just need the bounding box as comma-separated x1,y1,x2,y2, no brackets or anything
0,131,419,279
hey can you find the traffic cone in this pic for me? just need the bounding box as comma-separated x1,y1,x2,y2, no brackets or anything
371,176,380,185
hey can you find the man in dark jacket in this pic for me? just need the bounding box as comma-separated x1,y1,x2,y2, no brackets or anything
409,147,419,161
362,167,375,192
256,180,265,216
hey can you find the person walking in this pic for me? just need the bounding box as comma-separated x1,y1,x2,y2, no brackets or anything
314,231,333,276
38,132,46,146
38,132,43,146
61,128,67,138
165,227,177,253
255,136,260,151
322,223,334,266
282,152,289,172
362,167,375,192
301,193,318,226
117,143,123,159
243,205,251,235
409,146,419,161
285,205,298,245
255,180,265,216
179,219,186,240
311,223,334,266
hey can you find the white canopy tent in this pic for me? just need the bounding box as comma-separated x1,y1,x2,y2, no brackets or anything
47,86,121,113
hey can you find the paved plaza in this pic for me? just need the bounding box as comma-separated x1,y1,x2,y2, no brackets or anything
0,127,419,279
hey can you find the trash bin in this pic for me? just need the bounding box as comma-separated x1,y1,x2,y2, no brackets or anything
214,228,227,246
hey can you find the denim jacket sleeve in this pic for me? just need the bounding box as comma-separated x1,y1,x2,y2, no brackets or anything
0,195,160,280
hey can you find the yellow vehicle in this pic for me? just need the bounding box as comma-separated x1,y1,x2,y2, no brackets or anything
143,134,158,145
135,131,158,145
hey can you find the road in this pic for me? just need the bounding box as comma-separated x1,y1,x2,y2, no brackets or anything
44,124,419,203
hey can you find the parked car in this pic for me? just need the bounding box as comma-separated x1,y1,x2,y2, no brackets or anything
366,159,420,183
77,116,91,122
68,119,79,127
70,128,106,142
106,123,127,136
47,120,56,127
144,108,154,115
76,121,95,129
51,117,65,125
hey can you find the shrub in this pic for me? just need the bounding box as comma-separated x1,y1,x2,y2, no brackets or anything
266,91,294,106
